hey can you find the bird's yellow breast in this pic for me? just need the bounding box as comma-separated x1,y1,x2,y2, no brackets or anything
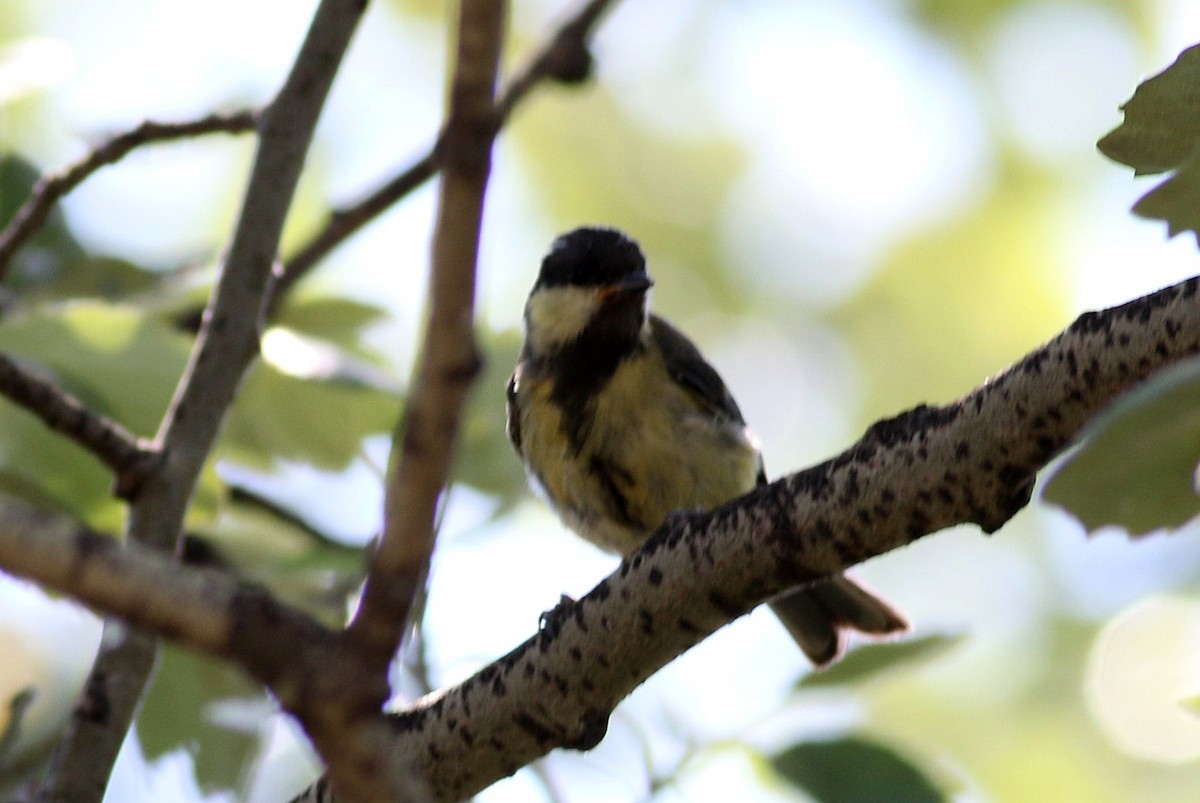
514,348,761,556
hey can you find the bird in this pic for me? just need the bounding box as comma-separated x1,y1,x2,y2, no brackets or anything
505,226,907,667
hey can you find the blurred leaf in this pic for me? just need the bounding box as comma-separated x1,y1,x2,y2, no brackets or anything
0,156,86,293
833,173,1067,418
0,155,167,303
34,255,163,301
797,634,965,689
271,296,389,362
1098,44,1200,176
222,361,399,470
382,0,444,19
0,454,121,533
1042,359,1200,536
0,302,192,528
0,301,190,434
772,736,946,803
512,89,747,312
191,488,364,626
1181,695,1200,717
137,645,262,794
453,329,528,510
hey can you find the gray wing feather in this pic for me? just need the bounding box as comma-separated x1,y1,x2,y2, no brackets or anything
649,315,767,486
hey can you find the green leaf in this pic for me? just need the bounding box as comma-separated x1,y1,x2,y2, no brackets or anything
1131,145,1200,241
222,361,400,470
1099,44,1200,176
35,255,163,302
191,488,364,626
0,302,191,434
0,302,192,528
772,737,946,803
137,645,263,794
1042,359,1200,536
1098,45,1200,241
796,634,964,689
0,155,168,303
271,296,389,362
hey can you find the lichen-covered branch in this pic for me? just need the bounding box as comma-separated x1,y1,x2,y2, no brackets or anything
0,276,1195,800
374,275,1200,802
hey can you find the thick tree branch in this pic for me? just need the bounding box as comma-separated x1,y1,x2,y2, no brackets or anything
39,2,366,799
374,275,1200,801
1,276,1196,799
268,0,618,309
345,0,503,673
0,112,256,282
0,496,378,710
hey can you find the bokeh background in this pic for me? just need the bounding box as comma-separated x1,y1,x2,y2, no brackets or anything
3,0,1200,800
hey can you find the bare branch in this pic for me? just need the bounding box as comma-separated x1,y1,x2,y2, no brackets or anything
142,0,365,538
494,0,616,124
0,112,257,282
345,0,502,677
0,502,239,653
0,354,155,495
40,2,367,797
269,0,620,309
0,495,372,695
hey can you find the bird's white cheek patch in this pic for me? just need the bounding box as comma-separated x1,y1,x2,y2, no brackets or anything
525,286,601,351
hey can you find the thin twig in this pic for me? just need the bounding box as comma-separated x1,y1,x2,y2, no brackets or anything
345,0,502,678
493,0,615,124
0,354,155,495
0,112,257,282
268,0,619,310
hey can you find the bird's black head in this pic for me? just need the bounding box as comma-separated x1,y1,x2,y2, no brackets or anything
522,227,654,358
535,227,649,290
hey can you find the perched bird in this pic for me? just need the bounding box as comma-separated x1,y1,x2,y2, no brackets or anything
506,226,907,667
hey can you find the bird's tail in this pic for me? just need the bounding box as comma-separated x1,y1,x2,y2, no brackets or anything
768,575,908,668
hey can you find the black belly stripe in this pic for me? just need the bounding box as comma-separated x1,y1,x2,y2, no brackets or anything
545,311,645,456
588,455,641,529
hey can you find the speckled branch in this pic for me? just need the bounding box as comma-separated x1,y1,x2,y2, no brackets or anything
2,275,1196,801
374,275,1200,802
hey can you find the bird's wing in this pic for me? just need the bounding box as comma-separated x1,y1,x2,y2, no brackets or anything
505,369,523,456
649,315,768,486
649,315,747,424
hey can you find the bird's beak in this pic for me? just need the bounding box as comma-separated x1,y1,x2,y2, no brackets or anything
598,273,653,300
